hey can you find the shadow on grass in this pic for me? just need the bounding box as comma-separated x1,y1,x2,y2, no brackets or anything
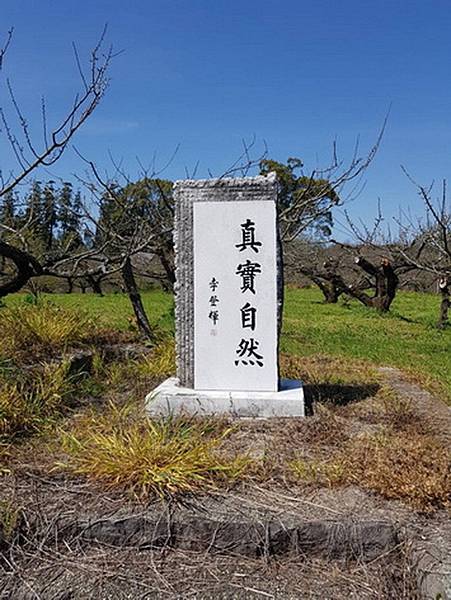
303,383,380,415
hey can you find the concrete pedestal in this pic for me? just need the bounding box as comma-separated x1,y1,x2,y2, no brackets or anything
146,378,304,418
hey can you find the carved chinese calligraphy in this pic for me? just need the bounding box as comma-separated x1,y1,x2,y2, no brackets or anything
234,219,264,367
193,199,278,391
236,260,262,294
208,278,220,326
235,219,262,253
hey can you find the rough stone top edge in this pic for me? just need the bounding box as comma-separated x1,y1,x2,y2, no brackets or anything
173,172,278,190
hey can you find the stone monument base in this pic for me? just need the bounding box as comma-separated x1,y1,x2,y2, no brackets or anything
146,378,304,418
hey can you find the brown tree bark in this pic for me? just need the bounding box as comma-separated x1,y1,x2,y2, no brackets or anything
295,261,344,304
437,277,450,329
86,274,104,296
354,257,399,312
0,241,43,298
300,256,399,312
157,248,175,291
121,257,155,342
311,276,341,303
65,277,74,294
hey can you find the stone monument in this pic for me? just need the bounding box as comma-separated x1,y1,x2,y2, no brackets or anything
146,174,304,417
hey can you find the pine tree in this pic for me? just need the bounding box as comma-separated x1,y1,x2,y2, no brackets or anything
0,190,18,235
23,181,46,252
42,180,57,250
57,182,83,251
58,181,74,238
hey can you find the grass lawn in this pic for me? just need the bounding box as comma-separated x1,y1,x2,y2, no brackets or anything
282,287,451,403
6,287,451,403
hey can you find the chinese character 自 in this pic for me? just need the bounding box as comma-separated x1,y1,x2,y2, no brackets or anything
240,302,256,330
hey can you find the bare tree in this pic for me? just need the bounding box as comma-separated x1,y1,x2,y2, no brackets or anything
293,182,450,321
1,59,387,336
286,238,408,312
284,241,347,303
47,155,175,340
438,276,450,329
327,207,421,312
0,28,114,296
395,172,451,327
267,118,387,243
0,27,113,197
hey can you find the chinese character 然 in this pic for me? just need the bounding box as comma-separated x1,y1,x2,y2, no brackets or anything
240,302,256,330
209,277,219,291
209,295,219,307
234,338,264,367
236,259,261,294
209,310,219,325
235,219,262,253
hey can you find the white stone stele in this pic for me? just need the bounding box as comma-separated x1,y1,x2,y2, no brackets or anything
194,200,278,392
146,378,305,419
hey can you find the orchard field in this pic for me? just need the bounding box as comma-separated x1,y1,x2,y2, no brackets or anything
6,287,450,403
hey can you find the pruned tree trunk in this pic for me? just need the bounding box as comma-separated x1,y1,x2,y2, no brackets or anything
157,248,175,292
87,274,104,296
302,255,399,312
437,277,450,329
66,277,74,294
121,257,155,342
311,276,341,303
354,257,399,312
295,261,343,304
0,240,43,298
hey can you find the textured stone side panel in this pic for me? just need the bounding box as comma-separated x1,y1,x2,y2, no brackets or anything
174,174,281,388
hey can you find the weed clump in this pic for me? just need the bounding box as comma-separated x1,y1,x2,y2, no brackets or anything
0,499,22,542
135,339,176,379
0,362,74,441
58,404,249,498
0,302,96,360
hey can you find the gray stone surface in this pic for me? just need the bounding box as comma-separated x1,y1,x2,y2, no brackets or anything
68,514,398,562
174,174,282,388
411,521,451,600
146,377,305,418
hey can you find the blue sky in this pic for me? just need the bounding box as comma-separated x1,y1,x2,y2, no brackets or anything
2,0,451,238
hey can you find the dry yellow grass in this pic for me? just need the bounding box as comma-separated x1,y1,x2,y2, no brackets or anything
135,339,176,379
291,427,450,511
275,353,451,511
58,403,249,498
280,352,380,386
83,339,176,399
0,302,96,360
0,362,73,441
289,384,450,511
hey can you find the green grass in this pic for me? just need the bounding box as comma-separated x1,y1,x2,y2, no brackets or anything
4,290,175,334
5,287,450,402
281,287,450,402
